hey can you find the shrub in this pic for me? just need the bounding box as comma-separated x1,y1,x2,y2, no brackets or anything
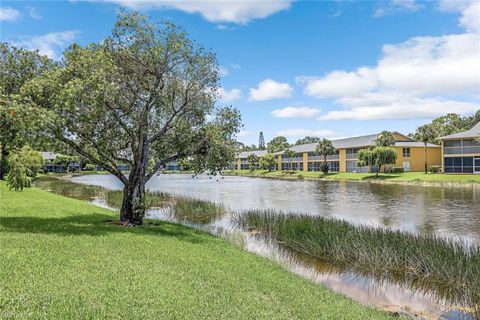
6,151,31,191
429,165,441,174
320,163,329,175
391,167,404,173
84,164,96,171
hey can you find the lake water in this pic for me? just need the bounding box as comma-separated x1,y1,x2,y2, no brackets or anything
72,173,480,243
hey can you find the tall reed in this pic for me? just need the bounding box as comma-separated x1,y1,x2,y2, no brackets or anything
236,209,480,316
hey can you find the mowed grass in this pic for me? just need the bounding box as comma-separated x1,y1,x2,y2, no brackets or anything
0,183,394,319
223,170,480,184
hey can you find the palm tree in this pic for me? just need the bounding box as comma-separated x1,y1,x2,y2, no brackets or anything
414,125,436,174
283,149,296,171
375,131,396,147
316,138,336,174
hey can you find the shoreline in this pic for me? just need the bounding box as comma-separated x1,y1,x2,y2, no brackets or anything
221,171,480,188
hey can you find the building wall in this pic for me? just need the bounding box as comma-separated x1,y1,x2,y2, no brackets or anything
302,153,308,172
339,149,347,172
393,147,442,172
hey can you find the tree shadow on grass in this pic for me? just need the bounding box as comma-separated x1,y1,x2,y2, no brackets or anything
361,174,399,181
0,213,208,244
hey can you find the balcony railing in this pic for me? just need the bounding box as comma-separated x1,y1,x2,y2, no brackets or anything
444,146,480,155
346,153,359,159
308,154,339,161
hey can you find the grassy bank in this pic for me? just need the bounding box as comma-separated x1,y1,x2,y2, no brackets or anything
1,182,396,319
237,210,480,316
223,169,480,185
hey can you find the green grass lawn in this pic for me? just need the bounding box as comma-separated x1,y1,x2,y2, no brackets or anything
0,183,393,319
223,170,480,183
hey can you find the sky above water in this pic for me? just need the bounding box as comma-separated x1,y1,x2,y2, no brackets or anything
1,0,479,145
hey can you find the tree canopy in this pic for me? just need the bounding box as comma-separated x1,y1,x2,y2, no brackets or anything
21,12,241,224
375,131,395,147
267,136,290,153
410,111,480,144
295,136,321,146
358,147,397,177
315,138,336,174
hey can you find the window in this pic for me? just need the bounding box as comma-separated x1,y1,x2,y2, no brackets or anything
444,156,474,173
403,148,410,158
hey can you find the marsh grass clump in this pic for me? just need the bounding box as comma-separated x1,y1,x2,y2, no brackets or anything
236,210,480,316
105,190,170,208
33,177,172,209
172,197,224,225
32,177,105,200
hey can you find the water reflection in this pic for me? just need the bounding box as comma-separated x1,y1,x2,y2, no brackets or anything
72,174,480,242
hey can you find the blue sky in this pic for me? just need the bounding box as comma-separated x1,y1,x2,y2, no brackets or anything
1,0,479,145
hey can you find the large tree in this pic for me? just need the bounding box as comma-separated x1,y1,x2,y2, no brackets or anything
23,12,241,225
0,43,54,179
267,136,290,153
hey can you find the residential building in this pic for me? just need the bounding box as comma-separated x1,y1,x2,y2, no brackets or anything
235,150,268,170
234,132,441,173
439,122,480,174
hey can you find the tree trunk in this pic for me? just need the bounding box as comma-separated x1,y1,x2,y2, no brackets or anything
424,142,428,174
120,176,146,225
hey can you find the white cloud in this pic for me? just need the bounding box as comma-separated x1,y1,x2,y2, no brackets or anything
299,2,480,121
271,106,321,118
27,7,42,20
0,7,21,22
249,79,293,101
439,0,480,33
374,0,423,17
275,128,341,139
297,68,377,98
10,31,79,60
95,0,292,24
218,87,242,103
319,93,479,120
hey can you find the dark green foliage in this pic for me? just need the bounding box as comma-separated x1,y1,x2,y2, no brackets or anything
295,136,320,146
267,136,290,153
429,165,442,173
320,163,329,175
236,210,480,317
259,153,275,171
358,147,397,177
390,167,404,173
84,164,96,171
375,131,396,147
247,154,259,171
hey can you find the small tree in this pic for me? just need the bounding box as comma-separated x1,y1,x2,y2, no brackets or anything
283,149,296,171
375,131,396,147
260,153,275,171
414,125,436,174
17,146,43,177
316,138,336,175
358,147,397,177
6,150,31,191
247,154,258,172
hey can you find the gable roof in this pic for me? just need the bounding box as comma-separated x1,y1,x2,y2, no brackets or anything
275,131,418,154
438,122,480,140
